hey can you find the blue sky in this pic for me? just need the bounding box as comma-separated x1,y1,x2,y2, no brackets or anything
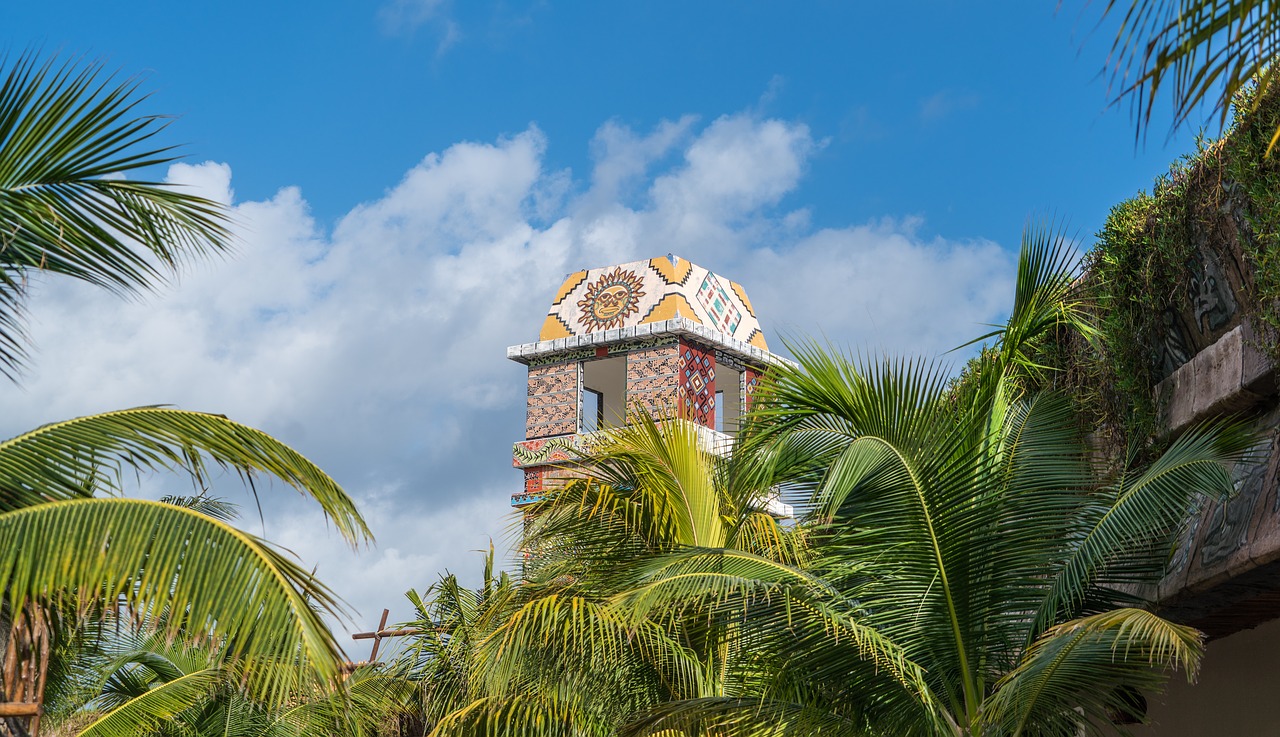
8,2,1200,241
0,2,1211,641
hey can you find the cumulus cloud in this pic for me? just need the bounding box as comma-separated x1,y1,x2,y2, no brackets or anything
1,110,1014,644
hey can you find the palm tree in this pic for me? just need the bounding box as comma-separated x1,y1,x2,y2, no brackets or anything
1097,0,1280,153
616,226,1253,736
0,52,373,731
45,621,411,737
35,494,409,737
397,546,517,733
411,416,934,737
0,409,374,712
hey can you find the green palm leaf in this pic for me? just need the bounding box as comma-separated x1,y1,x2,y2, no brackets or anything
429,692,614,737
264,666,417,737
619,696,908,737
1099,0,1280,152
548,415,729,549
987,608,1203,736
0,498,347,697
77,667,224,737
1030,421,1255,635
0,53,232,379
0,407,371,544
476,593,706,703
613,548,937,704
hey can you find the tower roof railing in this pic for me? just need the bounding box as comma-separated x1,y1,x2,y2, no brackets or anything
506,316,794,368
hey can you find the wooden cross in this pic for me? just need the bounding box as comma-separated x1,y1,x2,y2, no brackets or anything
350,609,423,664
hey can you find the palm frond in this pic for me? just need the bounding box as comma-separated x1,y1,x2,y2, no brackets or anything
159,494,241,522
265,666,417,737
76,667,224,737
1031,420,1256,635
0,406,371,545
987,608,1202,736
619,696,915,737
475,592,706,703
1100,0,1280,151
0,52,232,379
429,692,613,737
613,548,943,719
954,221,1093,423
0,498,348,698
564,415,729,549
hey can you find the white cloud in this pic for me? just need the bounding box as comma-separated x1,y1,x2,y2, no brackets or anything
1,110,1015,643
730,219,1012,357
585,115,697,210
377,0,460,55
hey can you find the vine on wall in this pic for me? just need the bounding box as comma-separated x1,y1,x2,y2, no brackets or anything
1058,79,1280,451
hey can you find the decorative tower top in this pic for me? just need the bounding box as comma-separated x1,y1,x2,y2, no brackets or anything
536,254,768,351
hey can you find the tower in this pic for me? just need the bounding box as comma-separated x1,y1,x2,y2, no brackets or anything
507,254,787,508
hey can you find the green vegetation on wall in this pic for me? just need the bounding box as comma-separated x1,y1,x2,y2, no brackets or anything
1057,79,1280,450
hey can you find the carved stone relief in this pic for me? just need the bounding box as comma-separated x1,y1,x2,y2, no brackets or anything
1188,249,1238,337
1159,308,1194,379
1166,499,1204,580
1200,458,1268,567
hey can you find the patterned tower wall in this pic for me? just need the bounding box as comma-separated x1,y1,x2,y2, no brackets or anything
513,464,588,507
678,339,716,428
743,366,762,413
626,342,680,419
526,361,578,439
512,465,548,507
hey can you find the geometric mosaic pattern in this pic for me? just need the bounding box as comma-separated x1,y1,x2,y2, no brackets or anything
524,466,545,495
525,362,578,439
627,343,681,419
695,271,743,335
678,340,716,428
538,255,767,350
512,464,586,507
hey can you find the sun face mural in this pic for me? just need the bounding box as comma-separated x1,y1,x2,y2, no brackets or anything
576,267,646,332
539,255,768,350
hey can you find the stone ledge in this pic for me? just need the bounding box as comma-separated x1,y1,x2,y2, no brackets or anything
1157,324,1276,434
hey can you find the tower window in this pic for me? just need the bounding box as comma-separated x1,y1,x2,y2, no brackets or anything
581,388,603,433
580,355,627,432
717,365,742,434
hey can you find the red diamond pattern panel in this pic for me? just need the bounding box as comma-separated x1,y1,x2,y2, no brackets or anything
743,367,761,413
679,340,716,428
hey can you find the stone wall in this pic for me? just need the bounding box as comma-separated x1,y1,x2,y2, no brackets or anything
1146,248,1280,636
